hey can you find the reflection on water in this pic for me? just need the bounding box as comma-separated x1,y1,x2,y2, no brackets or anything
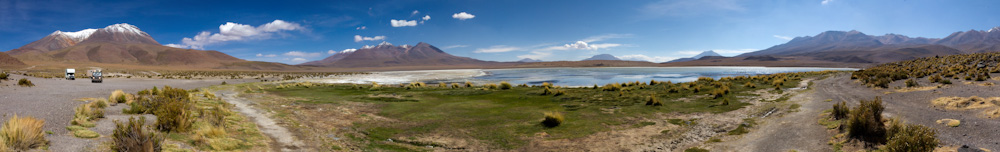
472,67,855,86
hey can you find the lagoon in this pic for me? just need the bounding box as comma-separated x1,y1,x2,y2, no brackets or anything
306,67,855,86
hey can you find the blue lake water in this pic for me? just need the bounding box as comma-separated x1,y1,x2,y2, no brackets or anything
470,67,855,86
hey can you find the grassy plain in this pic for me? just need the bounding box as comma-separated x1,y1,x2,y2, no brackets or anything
261,71,827,150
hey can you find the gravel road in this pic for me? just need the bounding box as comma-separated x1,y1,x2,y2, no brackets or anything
0,74,252,151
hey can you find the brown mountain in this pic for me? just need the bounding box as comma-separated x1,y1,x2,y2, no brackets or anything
933,27,1000,52
734,27,1000,64
5,23,296,70
0,52,26,67
300,42,490,68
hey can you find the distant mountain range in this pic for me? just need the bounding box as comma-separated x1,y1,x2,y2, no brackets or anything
734,26,1000,64
299,42,491,68
517,58,542,62
667,50,723,63
582,54,621,61
3,23,295,69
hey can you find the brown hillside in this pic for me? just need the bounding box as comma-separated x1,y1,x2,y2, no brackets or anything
0,52,27,67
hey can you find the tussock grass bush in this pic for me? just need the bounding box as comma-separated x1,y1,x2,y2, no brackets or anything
74,102,105,122
553,89,566,96
73,129,99,138
847,97,886,144
500,81,512,90
0,72,8,80
451,83,461,89
542,87,554,95
438,82,446,88
646,94,663,106
111,90,127,103
16,78,32,87
541,112,564,128
486,83,498,89
602,83,622,91
0,115,47,151
112,117,163,152
832,101,849,120
465,81,473,87
904,79,918,87
543,82,555,88
884,121,938,152
156,99,193,132
928,74,942,83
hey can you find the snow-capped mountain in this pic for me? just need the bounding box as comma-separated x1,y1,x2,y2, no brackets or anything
667,50,724,63
78,23,159,45
7,23,158,55
299,42,489,67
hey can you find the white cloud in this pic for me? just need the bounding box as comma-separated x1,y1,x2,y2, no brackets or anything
391,19,418,27
356,26,366,30
290,58,308,63
441,45,469,49
821,0,834,5
412,10,419,16
474,45,520,53
327,50,337,55
283,51,321,57
166,20,304,49
341,48,357,53
354,35,386,42
164,44,186,48
256,53,278,57
452,12,475,20
517,51,552,60
541,41,623,51
422,15,431,21
618,54,678,63
773,35,793,40
582,34,632,43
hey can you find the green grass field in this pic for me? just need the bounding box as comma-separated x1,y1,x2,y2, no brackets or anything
264,72,830,150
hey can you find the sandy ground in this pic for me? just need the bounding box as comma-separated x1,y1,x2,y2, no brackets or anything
713,73,1000,151
0,74,254,151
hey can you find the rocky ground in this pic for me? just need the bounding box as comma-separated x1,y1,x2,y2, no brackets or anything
0,74,254,151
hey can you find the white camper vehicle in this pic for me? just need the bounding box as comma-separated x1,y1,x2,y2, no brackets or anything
66,69,76,80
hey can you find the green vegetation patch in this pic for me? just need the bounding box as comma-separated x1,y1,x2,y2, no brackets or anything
265,71,834,151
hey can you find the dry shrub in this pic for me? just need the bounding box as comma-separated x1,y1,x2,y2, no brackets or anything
74,102,105,122
602,83,622,91
156,100,193,132
832,101,850,120
884,124,938,152
646,94,663,106
16,78,32,87
112,117,163,152
847,97,886,144
0,115,47,151
541,112,564,128
110,90,127,103
542,87,554,95
541,82,553,88
500,81,512,90
553,89,566,96
931,96,998,109
935,119,960,127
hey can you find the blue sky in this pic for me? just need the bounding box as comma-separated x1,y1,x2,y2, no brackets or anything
2,0,1000,64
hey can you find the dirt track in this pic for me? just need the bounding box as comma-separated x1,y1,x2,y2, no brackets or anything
0,74,252,151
